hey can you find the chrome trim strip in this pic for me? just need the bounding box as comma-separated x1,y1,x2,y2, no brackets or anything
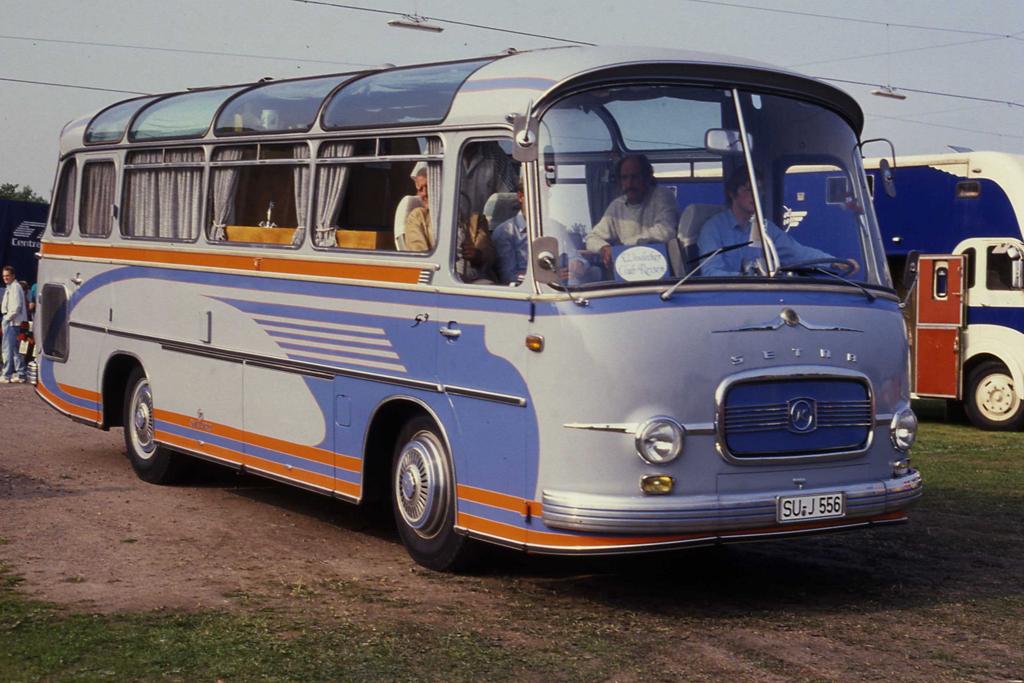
73,321,526,406
541,470,921,534
713,365,875,465
69,321,442,391
520,516,907,556
563,422,634,433
443,384,527,407
563,421,715,435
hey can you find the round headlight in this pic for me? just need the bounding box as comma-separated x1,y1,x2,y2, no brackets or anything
634,417,685,464
890,408,918,452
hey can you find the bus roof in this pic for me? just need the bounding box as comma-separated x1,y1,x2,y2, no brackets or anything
59,45,863,155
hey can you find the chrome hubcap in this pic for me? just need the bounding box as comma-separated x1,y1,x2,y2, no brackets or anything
976,372,1019,421
130,381,157,459
394,430,447,539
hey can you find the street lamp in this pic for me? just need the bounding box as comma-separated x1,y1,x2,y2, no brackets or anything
871,85,907,101
387,14,444,33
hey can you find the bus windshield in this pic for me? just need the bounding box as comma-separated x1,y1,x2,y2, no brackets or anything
537,84,889,289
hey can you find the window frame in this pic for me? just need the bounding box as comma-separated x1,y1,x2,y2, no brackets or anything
310,135,444,256
50,159,78,237
77,158,118,239
205,142,313,250
120,146,206,244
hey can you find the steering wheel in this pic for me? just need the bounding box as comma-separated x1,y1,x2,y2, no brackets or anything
783,257,860,276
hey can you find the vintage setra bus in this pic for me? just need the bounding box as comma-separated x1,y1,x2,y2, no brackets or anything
34,46,922,570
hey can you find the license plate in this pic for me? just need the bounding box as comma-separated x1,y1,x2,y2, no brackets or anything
776,492,845,523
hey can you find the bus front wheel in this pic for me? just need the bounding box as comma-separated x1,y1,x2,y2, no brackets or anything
965,361,1024,431
123,367,186,484
391,416,474,571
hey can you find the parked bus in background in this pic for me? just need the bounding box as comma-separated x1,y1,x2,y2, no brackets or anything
865,152,1024,430
33,46,921,570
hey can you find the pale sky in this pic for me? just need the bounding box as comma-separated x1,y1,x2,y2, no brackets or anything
3,0,1023,199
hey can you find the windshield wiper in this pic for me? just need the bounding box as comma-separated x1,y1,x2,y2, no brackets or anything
546,280,590,307
660,241,753,301
776,263,876,302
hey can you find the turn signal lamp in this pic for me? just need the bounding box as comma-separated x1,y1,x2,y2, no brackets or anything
640,475,674,495
526,334,544,352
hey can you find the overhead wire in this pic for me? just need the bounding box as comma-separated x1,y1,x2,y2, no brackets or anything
0,34,375,67
0,76,148,95
287,0,595,45
679,0,1022,38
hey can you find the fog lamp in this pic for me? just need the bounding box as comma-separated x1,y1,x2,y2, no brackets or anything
634,416,685,464
640,474,674,495
890,408,918,452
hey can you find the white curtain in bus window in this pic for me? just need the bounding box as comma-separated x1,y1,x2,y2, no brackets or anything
209,147,244,241
79,161,116,237
123,148,203,240
314,142,354,247
291,144,310,246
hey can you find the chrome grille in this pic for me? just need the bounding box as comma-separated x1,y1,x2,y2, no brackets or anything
725,399,873,434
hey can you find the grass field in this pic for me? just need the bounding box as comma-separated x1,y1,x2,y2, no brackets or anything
2,418,1023,682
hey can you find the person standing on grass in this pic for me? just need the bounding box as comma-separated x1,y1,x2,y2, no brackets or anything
1,265,28,383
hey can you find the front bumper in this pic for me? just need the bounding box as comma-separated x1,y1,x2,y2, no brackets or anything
541,470,922,534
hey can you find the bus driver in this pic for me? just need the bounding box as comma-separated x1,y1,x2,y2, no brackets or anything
698,173,835,276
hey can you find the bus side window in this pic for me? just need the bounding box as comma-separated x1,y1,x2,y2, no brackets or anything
208,143,309,247
313,136,440,253
79,160,117,238
986,246,1014,290
455,139,518,284
963,247,976,289
51,160,77,237
123,147,204,241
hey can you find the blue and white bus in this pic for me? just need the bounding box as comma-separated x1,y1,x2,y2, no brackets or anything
34,46,921,570
870,152,1024,430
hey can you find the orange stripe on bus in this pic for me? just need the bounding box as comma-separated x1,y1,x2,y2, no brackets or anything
457,484,539,516
36,383,101,423
57,382,101,403
457,512,529,544
40,242,423,285
154,408,361,473
157,430,246,466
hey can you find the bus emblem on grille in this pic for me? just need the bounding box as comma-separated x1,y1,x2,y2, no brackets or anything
787,398,817,433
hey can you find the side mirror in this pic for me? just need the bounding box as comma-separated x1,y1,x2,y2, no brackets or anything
879,158,897,198
531,236,560,286
705,129,752,154
901,250,920,300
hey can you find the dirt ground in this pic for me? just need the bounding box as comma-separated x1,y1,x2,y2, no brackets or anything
2,383,1023,681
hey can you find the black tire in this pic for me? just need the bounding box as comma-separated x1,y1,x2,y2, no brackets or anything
123,367,187,484
391,416,475,571
964,360,1024,431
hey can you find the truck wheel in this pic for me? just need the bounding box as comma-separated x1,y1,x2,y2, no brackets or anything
965,361,1024,431
123,367,187,483
391,416,475,571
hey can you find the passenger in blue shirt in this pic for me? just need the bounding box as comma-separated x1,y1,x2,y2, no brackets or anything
492,181,528,285
697,173,832,276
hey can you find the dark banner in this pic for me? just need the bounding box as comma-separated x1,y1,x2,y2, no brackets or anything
0,198,48,285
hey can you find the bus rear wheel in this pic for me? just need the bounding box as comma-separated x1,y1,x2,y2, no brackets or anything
965,361,1024,431
391,416,474,571
123,367,187,484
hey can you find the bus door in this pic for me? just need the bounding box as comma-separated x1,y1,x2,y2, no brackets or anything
913,254,965,398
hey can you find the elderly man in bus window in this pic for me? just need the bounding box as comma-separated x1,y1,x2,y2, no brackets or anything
585,154,679,268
